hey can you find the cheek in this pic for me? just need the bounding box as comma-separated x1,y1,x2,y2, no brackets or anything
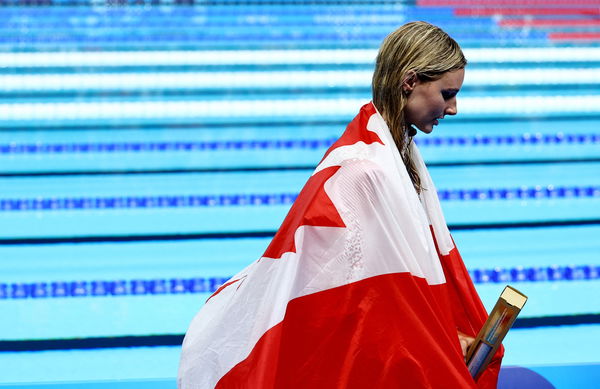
429,96,446,115
407,95,429,118
405,91,442,122
415,90,443,117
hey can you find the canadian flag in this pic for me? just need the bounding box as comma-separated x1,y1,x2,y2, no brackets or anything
179,102,502,388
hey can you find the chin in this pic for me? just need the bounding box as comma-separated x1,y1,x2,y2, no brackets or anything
416,124,434,134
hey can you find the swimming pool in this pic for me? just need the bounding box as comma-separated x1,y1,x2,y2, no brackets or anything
0,0,599,387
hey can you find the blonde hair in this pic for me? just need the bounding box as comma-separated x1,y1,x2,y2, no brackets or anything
372,21,466,192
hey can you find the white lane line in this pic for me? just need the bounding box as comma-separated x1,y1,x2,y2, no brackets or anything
0,47,599,67
0,68,597,91
0,95,598,121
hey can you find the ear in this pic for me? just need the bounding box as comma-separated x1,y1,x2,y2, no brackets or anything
402,70,418,94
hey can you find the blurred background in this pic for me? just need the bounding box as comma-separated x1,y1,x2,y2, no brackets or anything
0,0,598,387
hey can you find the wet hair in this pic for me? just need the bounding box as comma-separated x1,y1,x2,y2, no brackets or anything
372,21,466,193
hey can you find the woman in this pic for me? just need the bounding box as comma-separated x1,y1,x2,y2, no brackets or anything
179,22,502,388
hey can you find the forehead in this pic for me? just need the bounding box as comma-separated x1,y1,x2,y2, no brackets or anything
435,68,465,89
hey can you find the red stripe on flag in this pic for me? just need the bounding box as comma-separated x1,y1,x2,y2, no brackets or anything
206,278,244,302
431,229,504,389
262,166,345,259
454,7,600,16
216,273,478,388
320,102,383,163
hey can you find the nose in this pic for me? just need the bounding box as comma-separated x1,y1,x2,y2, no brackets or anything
445,97,458,116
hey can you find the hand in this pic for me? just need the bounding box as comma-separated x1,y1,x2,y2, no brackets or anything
457,331,475,360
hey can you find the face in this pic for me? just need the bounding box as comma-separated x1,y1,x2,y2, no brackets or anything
402,68,465,134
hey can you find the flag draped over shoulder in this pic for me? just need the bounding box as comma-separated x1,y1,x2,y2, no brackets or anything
178,102,503,389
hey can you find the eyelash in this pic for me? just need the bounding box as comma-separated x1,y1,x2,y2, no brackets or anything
442,91,456,100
